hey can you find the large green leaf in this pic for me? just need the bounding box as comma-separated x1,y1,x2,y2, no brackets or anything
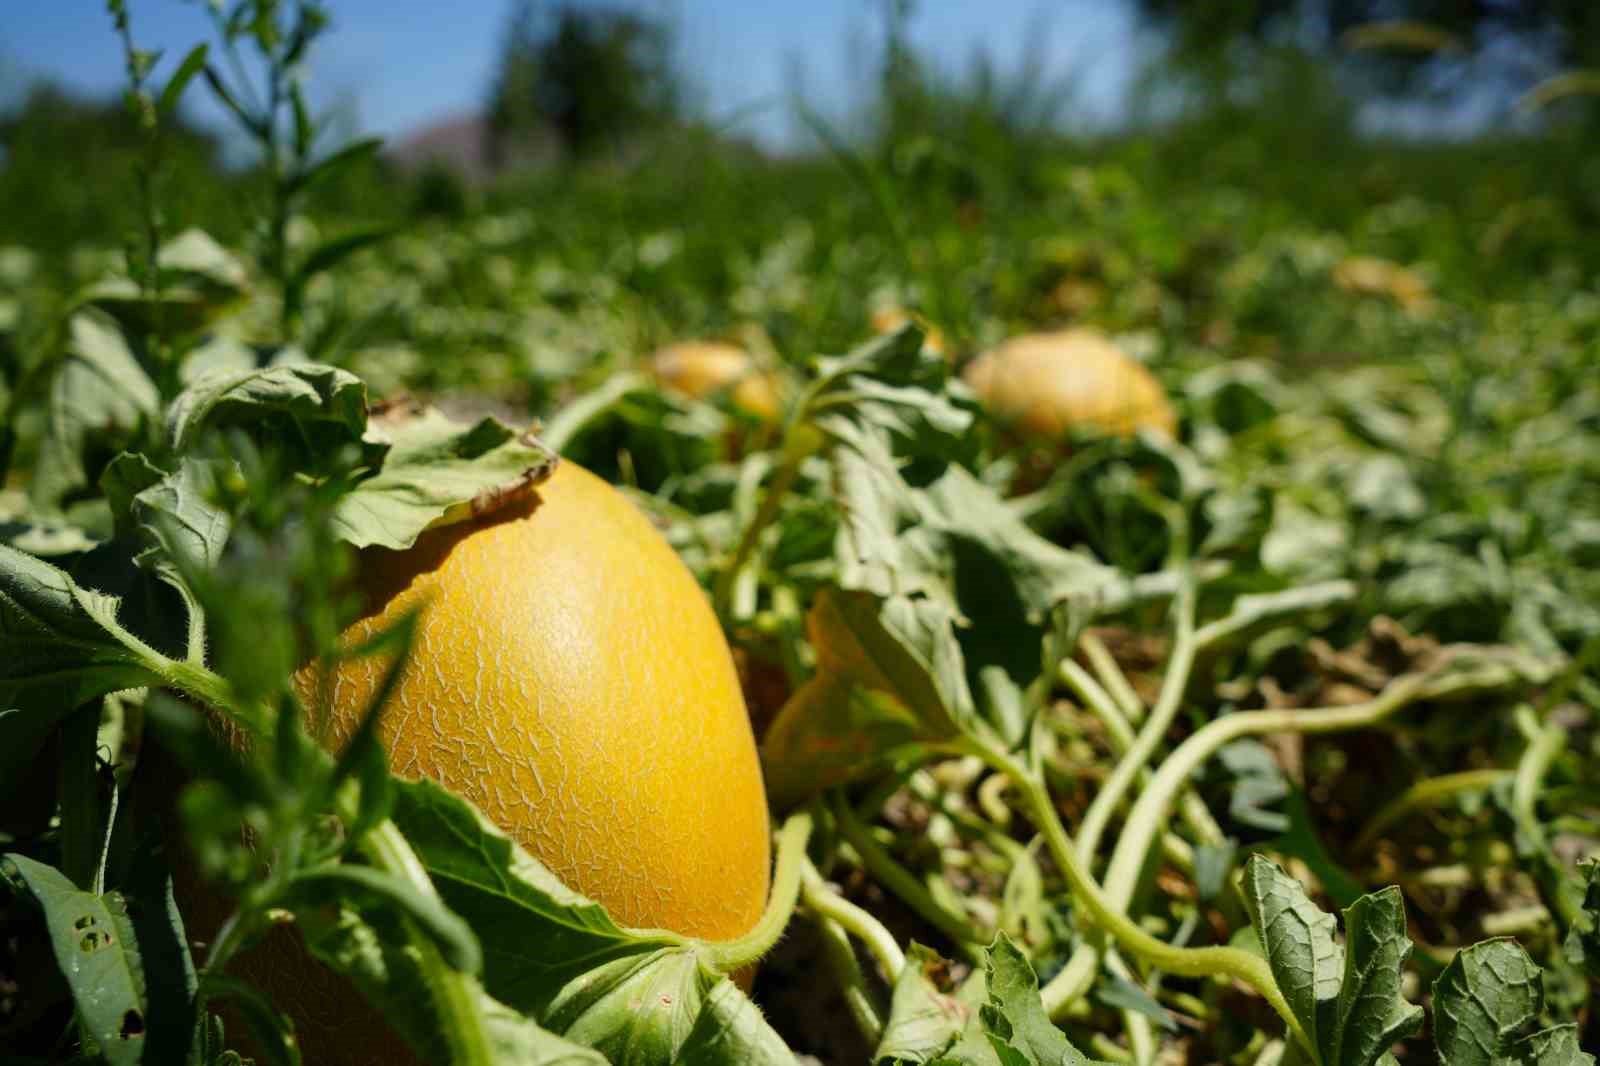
165,363,371,455
387,779,796,1064
1242,856,1423,1066
1433,939,1593,1066
31,310,160,511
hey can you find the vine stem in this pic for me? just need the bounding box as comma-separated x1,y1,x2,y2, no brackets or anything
801,857,907,979
812,908,887,1045
1511,708,1581,930
1074,572,1197,866
956,734,1310,1058
1040,672,1434,1020
361,821,495,1066
713,449,802,620
1080,630,1146,724
700,811,814,972
1350,768,1512,853
832,791,985,958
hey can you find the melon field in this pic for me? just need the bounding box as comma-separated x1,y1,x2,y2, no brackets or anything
2,4,1600,1065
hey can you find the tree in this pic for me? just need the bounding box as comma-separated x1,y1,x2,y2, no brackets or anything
486,1,682,164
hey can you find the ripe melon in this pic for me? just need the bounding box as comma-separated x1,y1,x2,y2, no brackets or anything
963,329,1177,440
192,460,772,1065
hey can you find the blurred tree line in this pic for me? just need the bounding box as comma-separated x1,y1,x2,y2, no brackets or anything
485,0,683,163
1,0,1596,262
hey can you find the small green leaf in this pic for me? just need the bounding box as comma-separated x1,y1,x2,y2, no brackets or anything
287,138,384,197
2,855,149,1066
1432,939,1543,1066
874,944,975,1063
290,82,314,158
31,310,160,511
0,542,167,712
980,934,1093,1066
288,224,394,292
544,948,797,1066
332,409,556,550
201,65,265,138
158,43,209,114
1093,976,1177,1032
100,452,167,542
125,458,234,570
1562,859,1600,978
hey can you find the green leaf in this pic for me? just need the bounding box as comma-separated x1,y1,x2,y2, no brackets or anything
387,779,795,1063
165,362,372,455
0,542,167,712
915,467,1117,624
388,778,677,1010
1093,976,1177,1033
100,452,167,542
675,976,799,1066
1242,856,1423,1066
875,944,976,1064
979,934,1093,1066
158,43,209,114
287,863,482,975
32,310,160,511
1433,939,1593,1066
288,224,395,293
287,137,384,197
479,993,609,1065
1514,1027,1594,1066
332,409,556,550
105,456,233,570
201,65,265,138
1432,939,1541,1066
760,589,973,808
1562,859,1600,978
2,855,148,1066
542,947,797,1066
120,854,199,1065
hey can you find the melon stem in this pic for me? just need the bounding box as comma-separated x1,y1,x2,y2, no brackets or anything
700,810,813,973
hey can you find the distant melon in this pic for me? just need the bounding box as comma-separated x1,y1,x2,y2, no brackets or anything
963,329,1177,440
650,340,783,421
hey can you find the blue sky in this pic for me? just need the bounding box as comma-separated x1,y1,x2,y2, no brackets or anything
0,1,1148,150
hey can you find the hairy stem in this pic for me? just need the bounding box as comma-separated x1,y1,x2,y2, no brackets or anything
701,811,814,972
813,909,887,1045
